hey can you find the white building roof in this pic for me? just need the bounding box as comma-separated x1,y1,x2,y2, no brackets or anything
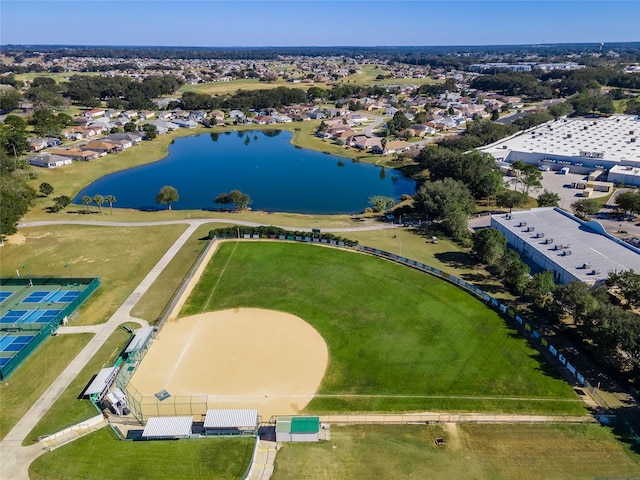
482,115,640,165
142,416,193,438
490,208,640,284
124,326,155,354
84,367,118,396
204,409,258,429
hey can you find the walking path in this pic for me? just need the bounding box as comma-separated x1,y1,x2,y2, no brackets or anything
0,223,200,480
248,440,277,480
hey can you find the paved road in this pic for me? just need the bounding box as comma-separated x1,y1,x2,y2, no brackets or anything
18,218,401,233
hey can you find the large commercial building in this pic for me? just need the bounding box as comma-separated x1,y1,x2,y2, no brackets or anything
481,114,640,185
490,207,640,285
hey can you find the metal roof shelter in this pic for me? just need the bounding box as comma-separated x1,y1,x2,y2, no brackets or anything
141,416,193,439
203,409,258,435
124,326,155,355
490,207,640,285
84,366,118,398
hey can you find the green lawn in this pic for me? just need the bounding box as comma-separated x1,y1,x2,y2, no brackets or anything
272,424,640,480
0,334,93,440
0,224,188,325
29,428,255,480
130,223,220,323
181,242,583,414
23,323,140,445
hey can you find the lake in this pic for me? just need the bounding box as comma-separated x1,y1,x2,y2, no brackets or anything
73,130,416,214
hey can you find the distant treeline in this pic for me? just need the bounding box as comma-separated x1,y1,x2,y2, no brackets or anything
2,43,639,62
207,225,359,246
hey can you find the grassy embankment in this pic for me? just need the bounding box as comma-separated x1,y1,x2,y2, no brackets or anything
29,428,255,480
181,242,583,414
272,424,640,480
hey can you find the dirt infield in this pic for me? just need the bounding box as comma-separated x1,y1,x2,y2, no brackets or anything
129,308,328,420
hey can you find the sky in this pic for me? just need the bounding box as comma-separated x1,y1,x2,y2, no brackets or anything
0,0,638,47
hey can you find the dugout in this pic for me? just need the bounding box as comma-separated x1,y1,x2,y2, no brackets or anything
123,326,155,359
83,366,119,400
141,416,194,440
275,416,320,442
203,409,259,436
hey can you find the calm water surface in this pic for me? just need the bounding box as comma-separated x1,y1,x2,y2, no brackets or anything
74,130,416,214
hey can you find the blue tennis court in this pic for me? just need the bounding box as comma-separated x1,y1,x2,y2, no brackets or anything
23,290,80,304
0,292,12,304
1,309,62,324
0,334,36,368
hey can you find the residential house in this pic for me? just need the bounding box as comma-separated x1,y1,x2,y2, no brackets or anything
172,119,198,128
384,106,399,116
272,115,292,123
106,133,143,146
228,110,247,122
144,120,179,134
351,135,382,151
308,110,327,120
28,153,70,168
49,148,101,161
139,111,155,120
28,137,49,152
157,111,173,121
408,124,436,137
83,108,106,119
253,115,274,125
348,113,369,124
123,110,139,120
383,140,411,155
80,139,122,154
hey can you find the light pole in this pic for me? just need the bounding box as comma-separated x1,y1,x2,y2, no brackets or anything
64,264,73,286
22,264,33,287
398,242,402,258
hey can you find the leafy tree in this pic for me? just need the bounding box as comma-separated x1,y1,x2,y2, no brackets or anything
51,195,71,212
571,198,600,219
105,195,116,215
498,249,530,294
472,227,507,267
553,281,604,324
1,115,30,157
142,123,157,140
229,190,252,210
525,270,556,311
368,195,396,212
496,190,527,212
387,111,411,135
614,189,640,217
81,195,93,213
521,164,542,194
414,178,475,220
536,189,560,207
0,89,22,111
547,101,573,119
0,173,36,239
123,122,137,133
490,109,499,121
93,194,105,214
39,182,54,197
30,108,62,137
607,269,640,308
156,185,179,210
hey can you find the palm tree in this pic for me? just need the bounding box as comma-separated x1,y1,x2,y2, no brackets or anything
81,195,92,213
93,194,105,214
105,195,116,215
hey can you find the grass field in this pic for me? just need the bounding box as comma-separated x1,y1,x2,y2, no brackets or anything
272,424,640,480
29,428,254,480
23,322,141,445
0,334,93,440
0,224,188,325
180,78,335,96
181,241,583,414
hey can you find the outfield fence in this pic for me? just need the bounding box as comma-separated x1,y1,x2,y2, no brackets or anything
316,413,599,425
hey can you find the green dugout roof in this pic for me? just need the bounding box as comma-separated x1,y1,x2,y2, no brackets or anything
291,416,320,433
276,416,320,434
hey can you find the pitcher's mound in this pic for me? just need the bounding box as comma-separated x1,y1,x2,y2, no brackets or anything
130,308,328,420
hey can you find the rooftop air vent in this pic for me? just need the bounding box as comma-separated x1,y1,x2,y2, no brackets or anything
563,250,572,256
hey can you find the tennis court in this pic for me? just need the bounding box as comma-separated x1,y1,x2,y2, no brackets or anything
0,334,36,369
0,276,100,379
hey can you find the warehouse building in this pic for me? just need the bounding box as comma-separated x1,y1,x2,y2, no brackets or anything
481,115,640,185
490,207,640,285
